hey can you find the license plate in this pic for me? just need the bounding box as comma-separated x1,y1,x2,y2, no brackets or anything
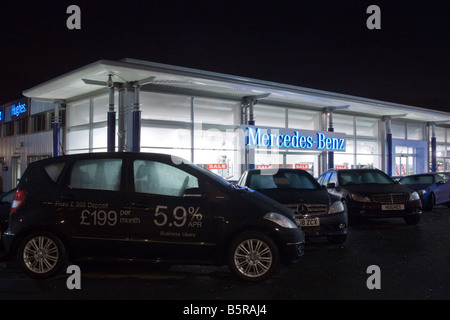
381,204,405,210
299,218,320,227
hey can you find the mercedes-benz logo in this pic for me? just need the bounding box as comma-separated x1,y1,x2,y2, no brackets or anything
296,204,308,215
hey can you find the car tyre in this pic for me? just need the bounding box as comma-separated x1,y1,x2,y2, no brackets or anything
424,193,434,211
17,231,68,279
404,215,421,225
227,231,280,282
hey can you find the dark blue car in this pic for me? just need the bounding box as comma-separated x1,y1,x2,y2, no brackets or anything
399,173,450,211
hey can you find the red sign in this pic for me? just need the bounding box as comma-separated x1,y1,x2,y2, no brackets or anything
256,165,273,169
335,165,348,170
208,163,227,170
295,163,311,170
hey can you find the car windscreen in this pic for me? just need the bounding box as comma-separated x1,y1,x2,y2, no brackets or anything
339,171,395,186
400,175,434,185
249,172,320,190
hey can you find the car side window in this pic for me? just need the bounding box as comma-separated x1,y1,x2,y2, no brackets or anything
328,172,338,186
44,162,65,182
318,172,330,186
133,160,199,197
70,159,122,191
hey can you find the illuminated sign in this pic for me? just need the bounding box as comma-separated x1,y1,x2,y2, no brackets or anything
256,165,273,169
295,163,311,170
245,126,346,151
208,163,228,170
2,99,29,122
11,102,27,118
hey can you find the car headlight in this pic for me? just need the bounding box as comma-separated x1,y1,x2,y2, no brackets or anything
351,194,372,202
264,212,298,229
329,201,345,214
409,191,420,201
417,189,427,197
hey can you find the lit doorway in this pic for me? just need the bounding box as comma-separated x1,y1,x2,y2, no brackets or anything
11,156,22,188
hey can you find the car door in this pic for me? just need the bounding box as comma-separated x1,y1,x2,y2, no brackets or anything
434,174,450,204
120,158,226,262
61,157,130,258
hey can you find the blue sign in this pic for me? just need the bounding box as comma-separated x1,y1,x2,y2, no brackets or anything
245,126,346,151
3,99,29,122
11,102,27,118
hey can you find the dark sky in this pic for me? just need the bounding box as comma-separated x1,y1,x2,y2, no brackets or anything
1,0,449,112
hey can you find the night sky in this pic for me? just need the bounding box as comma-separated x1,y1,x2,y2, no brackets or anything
1,0,449,112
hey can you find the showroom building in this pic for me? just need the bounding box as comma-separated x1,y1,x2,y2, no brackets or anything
0,58,449,191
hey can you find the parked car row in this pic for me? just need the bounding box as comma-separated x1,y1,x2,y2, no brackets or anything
1,151,446,282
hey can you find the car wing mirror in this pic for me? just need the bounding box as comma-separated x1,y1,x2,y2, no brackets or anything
437,180,446,185
326,182,336,188
183,187,206,198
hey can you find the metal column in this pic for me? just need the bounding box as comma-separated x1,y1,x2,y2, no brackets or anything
53,101,62,157
107,75,116,152
430,123,437,172
132,83,141,152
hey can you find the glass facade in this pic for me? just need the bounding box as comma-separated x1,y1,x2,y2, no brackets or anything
62,90,450,180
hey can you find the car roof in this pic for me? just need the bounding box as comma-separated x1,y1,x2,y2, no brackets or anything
29,152,188,166
323,168,383,174
246,168,310,174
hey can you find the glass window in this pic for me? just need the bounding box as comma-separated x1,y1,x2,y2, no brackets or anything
318,172,331,186
141,125,191,149
93,94,115,123
45,162,65,182
435,127,446,142
70,159,122,191
93,127,107,149
67,129,90,150
140,92,191,122
332,114,354,135
68,100,90,126
194,98,239,125
356,118,378,137
407,123,424,140
357,140,378,155
194,127,238,150
253,105,285,127
288,109,319,130
133,160,198,197
392,122,405,139
328,172,338,185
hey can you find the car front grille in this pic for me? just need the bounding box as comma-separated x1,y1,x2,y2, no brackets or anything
285,203,329,216
371,193,410,204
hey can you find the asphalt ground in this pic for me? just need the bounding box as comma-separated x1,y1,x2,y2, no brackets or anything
1,206,449,302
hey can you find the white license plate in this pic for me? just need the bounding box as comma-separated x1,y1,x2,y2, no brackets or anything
299,218,320,227
381,204,405,210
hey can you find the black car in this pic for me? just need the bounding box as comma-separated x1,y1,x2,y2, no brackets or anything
0,188,16,250
3,152,304,282
238,169,348,244
318,168,422,225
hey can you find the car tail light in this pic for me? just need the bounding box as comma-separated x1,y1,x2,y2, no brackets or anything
10,189,26,217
